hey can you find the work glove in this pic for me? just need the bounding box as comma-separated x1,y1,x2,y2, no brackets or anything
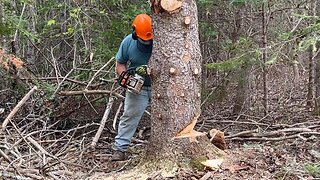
135,65,148,76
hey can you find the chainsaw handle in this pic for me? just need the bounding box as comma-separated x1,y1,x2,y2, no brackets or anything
118,71,130,88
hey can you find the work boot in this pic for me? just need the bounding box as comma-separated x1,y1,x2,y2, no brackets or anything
111,150,127,161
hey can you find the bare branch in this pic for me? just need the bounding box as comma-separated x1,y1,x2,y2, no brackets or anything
2,86,37,131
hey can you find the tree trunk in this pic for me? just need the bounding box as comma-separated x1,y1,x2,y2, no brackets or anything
26,2,36,64
261,1,268,116
0,1,6,49
306,0,316,109
231,8,249,115
313,0,320,113
146,0,220,170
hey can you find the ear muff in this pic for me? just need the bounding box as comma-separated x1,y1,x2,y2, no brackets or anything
132,26,138,40
132,32,138,40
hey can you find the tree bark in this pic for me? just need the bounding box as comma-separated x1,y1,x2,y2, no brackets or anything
26,2,36,64
261,1,268,116
313,0,320,113
0,1,5,49
231,7,249,115
146,0,220,170
306,0,317,109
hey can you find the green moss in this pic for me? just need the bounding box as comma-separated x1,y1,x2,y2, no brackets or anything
304,163,320,178
140,157,179,177
189,156,207,171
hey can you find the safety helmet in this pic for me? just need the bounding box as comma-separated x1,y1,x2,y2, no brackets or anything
132,14,153,41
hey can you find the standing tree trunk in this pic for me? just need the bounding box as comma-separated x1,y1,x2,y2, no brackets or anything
0,1,5,49
146,0,220,171
313,0,320,113
306,0,317,109
261,1,268,116
231,7,248,115
26,2,36,64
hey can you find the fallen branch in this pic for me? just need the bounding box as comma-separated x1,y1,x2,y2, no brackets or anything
227,127,320,141
228,132,320,141
85,57,115,90
59,90,124,99
0,172,32,180
26,136,50,156
52,68,75,97
113,101,123,130
225,129,259,139
91,97,114,148
203,119,269,127
1,86,37,131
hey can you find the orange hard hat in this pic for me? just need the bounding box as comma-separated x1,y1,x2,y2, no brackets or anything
132,14,153,41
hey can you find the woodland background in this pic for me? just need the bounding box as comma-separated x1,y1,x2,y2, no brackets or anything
0,0,319,179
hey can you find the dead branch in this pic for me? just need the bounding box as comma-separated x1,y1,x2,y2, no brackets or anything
1,86,37,131
21,76,88,85
59,90,124,99
0,172,33,180
113,101,123,130
0,148,12,163
85,57,115,90
26,136,49,156
91,97,114,148
203,119,269,127
228,132,320,141
52,68,75,97
225,129,259,139
226,126,320,141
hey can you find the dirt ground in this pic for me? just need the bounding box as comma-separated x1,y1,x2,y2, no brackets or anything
76,136,319,180
1,95,319,180
77,115,320,180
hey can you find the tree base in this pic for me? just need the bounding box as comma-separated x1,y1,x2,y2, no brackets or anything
88,137,225,179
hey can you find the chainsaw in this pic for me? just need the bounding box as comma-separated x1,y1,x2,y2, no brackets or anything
118,67,144,95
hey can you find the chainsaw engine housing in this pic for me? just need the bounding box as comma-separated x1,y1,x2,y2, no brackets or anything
127,74,144,95
119,71,144,95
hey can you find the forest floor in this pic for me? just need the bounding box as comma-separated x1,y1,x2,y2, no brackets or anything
1,97,320,180
81,110,320,180
85,140,319,180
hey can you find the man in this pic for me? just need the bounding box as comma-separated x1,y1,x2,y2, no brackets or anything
112,14,153,161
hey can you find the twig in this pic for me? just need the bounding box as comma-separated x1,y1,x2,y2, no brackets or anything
0,149,23,177
2,86,37,131
13,3,26,42
85,57,115,89
91,97,114,148
82,92,98,114
0,149,12,163
200,87,217,107
52,68,75,97
50,47,62,82
0,172,32,180
26,136,49,156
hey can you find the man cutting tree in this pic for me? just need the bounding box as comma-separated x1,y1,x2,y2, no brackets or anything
112,14,153,161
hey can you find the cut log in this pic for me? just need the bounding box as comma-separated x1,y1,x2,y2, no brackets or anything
209,129,226,150
160,0,182,13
